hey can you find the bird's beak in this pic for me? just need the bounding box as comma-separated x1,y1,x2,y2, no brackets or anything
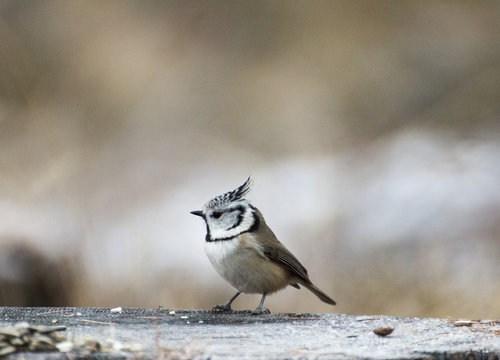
190,210,204,217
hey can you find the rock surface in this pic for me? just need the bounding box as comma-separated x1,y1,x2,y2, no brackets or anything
0,307,499,359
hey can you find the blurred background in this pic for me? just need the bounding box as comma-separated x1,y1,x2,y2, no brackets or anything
1,1,500,318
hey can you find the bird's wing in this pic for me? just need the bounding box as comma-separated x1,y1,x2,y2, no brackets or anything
263,244,311,284
252,207,311,284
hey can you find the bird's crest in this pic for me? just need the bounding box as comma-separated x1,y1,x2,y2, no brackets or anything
205,177,253,209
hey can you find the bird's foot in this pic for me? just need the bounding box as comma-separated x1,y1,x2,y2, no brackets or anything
212,304,232,312
251,307,270,315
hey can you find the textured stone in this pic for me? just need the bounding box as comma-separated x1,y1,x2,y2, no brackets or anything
0,307,499,359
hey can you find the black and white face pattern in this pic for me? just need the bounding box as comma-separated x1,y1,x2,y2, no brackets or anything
201,178,258,241
203,203,256,241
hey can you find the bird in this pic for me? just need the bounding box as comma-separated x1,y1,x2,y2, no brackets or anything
190,177,336,314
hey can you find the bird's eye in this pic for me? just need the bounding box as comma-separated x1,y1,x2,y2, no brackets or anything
212,212,222,219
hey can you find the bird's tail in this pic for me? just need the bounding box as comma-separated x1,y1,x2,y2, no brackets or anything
303,283,336,305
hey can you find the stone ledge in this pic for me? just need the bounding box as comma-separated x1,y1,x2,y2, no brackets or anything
0,307,499,359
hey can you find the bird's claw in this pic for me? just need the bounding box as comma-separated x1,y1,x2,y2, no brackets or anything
212,304,232,312
251,307,270,315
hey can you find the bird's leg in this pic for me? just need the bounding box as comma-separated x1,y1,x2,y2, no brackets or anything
212,291,241,312
252,293,270,315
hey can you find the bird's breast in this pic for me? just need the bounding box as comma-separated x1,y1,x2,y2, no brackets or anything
204,239,239,269
204,235,289,294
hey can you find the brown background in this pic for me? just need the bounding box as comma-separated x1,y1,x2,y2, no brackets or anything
1,1,499,318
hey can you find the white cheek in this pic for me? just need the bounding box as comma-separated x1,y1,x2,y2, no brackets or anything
209,211,254,240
